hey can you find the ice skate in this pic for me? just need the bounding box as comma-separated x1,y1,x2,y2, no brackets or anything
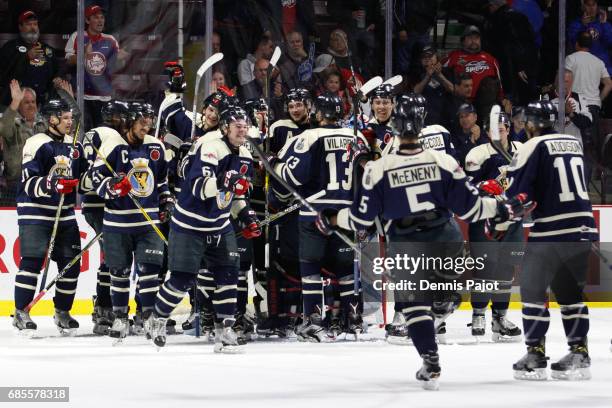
233,313,256,345
53,309,79,336
416,353,441,391
513,342,549,380
386,312,411,345
345,311,364,341
12,309,37,337
130,311,145,336
142,311,154,340
469,313,485,338
166,318,177,335
92,305,114,336
550,343,591,381
435,320,448,344
326,315,342,340
214,318,244,354
150,316,168,349
256,316,287,338
109,313,129,345
491,312,522,342
297,313,328,343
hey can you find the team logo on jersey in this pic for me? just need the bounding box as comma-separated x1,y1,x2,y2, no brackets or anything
464,60,490,74
126,158,154,197
69,147,80,160
85,51,107,76
216,190,234,210
50,155,72,178
497,166,509,190
239,164,248,174
295,137,306,152
150,149,161,161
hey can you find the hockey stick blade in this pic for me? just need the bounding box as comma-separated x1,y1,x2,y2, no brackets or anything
191,53,224,140
198,52,223,77
489,104,513,163
382,75,403,88
270,46,282,68
359,76,383,98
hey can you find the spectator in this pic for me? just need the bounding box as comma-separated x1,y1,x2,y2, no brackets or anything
548,69,592,145
241,58,283,120
451,103,486,167
443,26,504,105
483,0,539,105
210,70,236,96
237,34,275,86
0,80,46,202
393,0,438,76
510,106,528,143
565,31,612,161
413,46,454,127
65,4,127,130
444,73,473,133
568,0,612,75
325,29,359,75
318,68,351,119
328,0,381,77
0,10,59,107
278,31,311,90
512,0,544,48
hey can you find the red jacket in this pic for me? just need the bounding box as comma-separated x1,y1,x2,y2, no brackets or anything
443,50,503,99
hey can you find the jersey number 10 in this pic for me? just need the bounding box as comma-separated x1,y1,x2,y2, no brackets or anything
553,156,589,202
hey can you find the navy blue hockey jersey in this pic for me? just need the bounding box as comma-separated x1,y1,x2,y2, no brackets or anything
90,133,170,233
382,125,456,158
368,118,396,153
161,95,213,141
171,136,254,235
268,118,310,154
336,149,498,232
82,126,122,214
273,125,367,221
505,134,597,242
17,133,88,227
464,141,522,186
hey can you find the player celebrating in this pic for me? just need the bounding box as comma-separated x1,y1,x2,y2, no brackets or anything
270,92,367,342
316,96,531,390
366,83,396,154
82,100,128,335
268,88,312,153
150,106,259,353
464,113,523,342
504,100,597,381
89,101,170,342
12,99,88,335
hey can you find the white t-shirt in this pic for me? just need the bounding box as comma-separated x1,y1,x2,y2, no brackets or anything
565,51,609,107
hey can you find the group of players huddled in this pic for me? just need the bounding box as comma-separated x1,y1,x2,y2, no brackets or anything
10,61,597,390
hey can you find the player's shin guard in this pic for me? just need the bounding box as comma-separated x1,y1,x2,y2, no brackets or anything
96,263,112,307
301,262,322,316
136,263,161,312
14,257,44,310
560,303,589,346
211,266,238,321
338,274,359,314
237,269,248,315
53,257,80,311
110,267,132,314
522,303,550,346
405,304,438,356
154,271,194,318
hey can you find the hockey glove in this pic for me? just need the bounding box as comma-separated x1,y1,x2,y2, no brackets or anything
159,196,175,223
315,208,339,236
218,170,250,196
347,138,372,168
476,179,504,197
237,207,261,239
164,61,186,93
108,176,132,198
485,193,536,240
43,176,79,195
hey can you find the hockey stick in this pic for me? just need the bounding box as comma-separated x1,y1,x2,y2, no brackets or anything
154,94,179,139
26,232,103,312
489,105,514,163
236,190,325,238
39,120,81,291
190,52,224,141
382,75,403,87
85,134,168,245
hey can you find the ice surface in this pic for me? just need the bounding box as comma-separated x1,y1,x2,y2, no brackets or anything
1,308,611,408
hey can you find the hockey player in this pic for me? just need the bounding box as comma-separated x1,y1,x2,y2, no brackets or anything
366,83,396,154
270,92,367,342
82,100,128,335
268,88,312,154
504,100,597,381
382,94,456,158
89,101,170,342
464,113,523,342
316,95,532,389
12,99,88,335
150,106,260,353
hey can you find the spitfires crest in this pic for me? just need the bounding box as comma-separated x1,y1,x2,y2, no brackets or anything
50,155,72,178
127,157,154,197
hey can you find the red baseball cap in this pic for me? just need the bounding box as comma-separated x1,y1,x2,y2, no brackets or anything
85,5,104,18
18,10,38,24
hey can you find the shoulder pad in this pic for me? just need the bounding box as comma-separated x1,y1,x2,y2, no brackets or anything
427,149,465,179
464,144,494,171
422,124,450,135
22,133,53,163
269,119,299,136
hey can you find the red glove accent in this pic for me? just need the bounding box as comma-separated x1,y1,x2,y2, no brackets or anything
110,176,132,197
361,128,377,148
55,178,79,194
220,170,250,196
477,179,504,196
241,222,262,239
